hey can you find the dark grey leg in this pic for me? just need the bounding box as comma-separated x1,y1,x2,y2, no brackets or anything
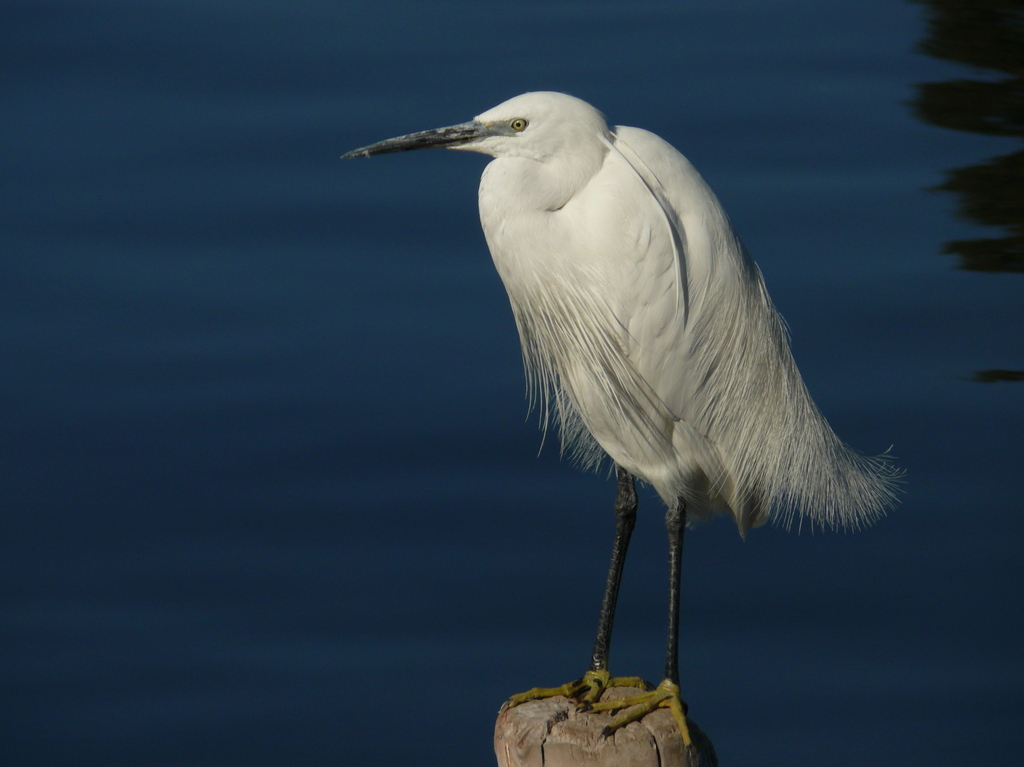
589,466,638,673
663,499,687,685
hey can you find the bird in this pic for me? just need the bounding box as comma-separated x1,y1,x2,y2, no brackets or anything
343,91,900,746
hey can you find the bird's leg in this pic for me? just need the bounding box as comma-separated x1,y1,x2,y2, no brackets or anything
590,465,637,673
504,467,649,710
579,466,651,702
588,499,694,748
663,497,686,688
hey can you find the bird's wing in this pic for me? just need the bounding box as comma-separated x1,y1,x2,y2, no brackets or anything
603,127,780,524
606,126,756,423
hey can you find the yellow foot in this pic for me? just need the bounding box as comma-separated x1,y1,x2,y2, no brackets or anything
504,669,651,710
588,678,693,747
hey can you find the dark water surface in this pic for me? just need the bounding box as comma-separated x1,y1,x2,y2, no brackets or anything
3,1,1022,765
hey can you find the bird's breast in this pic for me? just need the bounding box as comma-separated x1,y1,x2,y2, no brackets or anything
478,156,648,310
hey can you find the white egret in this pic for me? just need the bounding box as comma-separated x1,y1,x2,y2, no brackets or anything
343,92,899,745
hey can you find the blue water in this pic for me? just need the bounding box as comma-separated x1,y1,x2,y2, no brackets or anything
3,1,1022,765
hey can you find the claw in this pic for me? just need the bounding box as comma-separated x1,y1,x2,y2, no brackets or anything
590,679,693,747
505,668,609,710
504,678,584,709
505,673,692,748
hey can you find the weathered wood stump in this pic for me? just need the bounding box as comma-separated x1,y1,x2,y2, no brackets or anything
494,687,717,767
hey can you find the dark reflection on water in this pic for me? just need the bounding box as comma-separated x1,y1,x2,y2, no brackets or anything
911,0,1024,275
910,0,1024,383
971,368,1024,382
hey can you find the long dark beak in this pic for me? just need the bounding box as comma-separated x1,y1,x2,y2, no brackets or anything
342,121,489,158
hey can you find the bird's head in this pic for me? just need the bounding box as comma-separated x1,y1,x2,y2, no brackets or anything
343,91,612,164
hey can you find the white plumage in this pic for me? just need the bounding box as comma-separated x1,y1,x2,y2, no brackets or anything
345,91,899,533
462,92,898,534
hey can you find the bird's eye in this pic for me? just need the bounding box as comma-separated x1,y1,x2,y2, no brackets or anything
510,118,528,132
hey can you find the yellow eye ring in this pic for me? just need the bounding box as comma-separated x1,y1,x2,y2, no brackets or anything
510,118,528,132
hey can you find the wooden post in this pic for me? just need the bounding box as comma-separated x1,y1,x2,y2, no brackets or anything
494,687,717,767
